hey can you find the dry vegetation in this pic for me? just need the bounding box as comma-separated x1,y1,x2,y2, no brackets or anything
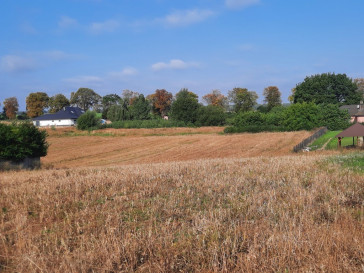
1,153,364,272
1,129,363,272
42,127,312,168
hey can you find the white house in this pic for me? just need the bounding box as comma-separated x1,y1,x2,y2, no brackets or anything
32,106,84,127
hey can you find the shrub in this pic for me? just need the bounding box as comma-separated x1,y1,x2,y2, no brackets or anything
106,119,190,129
196,105,226,126
77,111,101,131
0,122,48,161
318,104,351,130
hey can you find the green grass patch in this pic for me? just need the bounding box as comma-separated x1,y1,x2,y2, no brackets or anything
310,130,359,150
309,131,340,150
328,153,364,173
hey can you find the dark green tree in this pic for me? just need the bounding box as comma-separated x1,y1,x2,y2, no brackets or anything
294,73,361,105
170,89,201,123
283,102,319,131
318,104,350,130
102,94,121,118
107,100,131,122
48,94,70,113
70,88,101,111
129,94,151,120
228,87,258,112
196,105,226,126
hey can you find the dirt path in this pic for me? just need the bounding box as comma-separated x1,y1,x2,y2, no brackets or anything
318,137,333,151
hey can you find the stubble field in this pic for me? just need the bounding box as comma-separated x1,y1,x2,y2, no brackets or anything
1,127,363,272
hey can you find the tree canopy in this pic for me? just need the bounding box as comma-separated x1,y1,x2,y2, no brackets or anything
202,90,227,108
26,92,49,118
170,89,200,123
228,87,258,112
129,94,151,120
70,88,101,111
148,89,173,117
263,86,282,111
3,97,19,119
48,94,70,113
294,73,361,105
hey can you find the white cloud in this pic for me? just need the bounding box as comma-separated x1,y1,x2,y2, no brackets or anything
225,0,260,9
109,67,138,77
20,22,38,34
158,9,215,27
89,20,120,34
58,16,78,28
64,75,103,85
152,59,199,71
1,55,37,73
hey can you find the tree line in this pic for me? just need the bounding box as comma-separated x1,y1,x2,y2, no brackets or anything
2,73,364,130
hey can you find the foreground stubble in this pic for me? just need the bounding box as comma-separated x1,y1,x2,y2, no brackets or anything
1,155,364,272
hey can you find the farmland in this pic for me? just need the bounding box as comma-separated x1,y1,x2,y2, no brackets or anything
1,128,364,272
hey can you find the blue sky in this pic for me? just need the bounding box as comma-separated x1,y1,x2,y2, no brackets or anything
1,0,364,110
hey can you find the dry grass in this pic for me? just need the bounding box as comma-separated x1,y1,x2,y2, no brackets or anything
42,128,313,168
1,153,364,272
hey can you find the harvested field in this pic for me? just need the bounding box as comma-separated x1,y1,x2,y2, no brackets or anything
42,127,313,168
1,155,364,272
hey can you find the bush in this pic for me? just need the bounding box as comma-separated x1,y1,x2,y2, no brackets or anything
77,111,101,131
282,102,319,131
196,105,226,126
106,119,190,129
318,104,351,130
0,122,48,161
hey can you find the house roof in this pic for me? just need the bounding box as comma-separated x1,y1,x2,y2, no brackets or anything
32,106,84,121
336,123,364,138
340,104,364,116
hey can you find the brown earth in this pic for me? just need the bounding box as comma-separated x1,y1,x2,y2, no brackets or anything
42,127,314,168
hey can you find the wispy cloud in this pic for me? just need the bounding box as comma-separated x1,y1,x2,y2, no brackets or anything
64,75,103,85
0,55,37,73
89,19,120,34
238,43,255,51
157,9,215,27
152,59,199,71
20,22,38,35
108,67,138,78
225,0,260,9
58,16,78,28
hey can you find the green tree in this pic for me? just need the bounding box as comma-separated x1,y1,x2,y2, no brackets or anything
318,104,350,130
102,94,121,118
70,88,101,111
228,87,258,112
170,89,201,123
283,102,319,131
294,73,361,105
26,92,49,118
107,100,131,122
129,94,151,120
3,97,19,119
263,86,282,111
48,94,70,113
196,105,226,126
76,111,101,130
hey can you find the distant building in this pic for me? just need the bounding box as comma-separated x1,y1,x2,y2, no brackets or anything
32,106,84,127
340,101,364,123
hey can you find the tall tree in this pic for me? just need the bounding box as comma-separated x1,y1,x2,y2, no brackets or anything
170,88,201,123
288,87,296,104
129,94,151,120
26,92,49,118
202,90,227,108
228,87,258,112
148,89,173,117
294,73,361,105
102,94,121,118
48,94,70,113
263,86,282,111
3,97,19,119
70,88,101,111
121,90,139,105
354,78,364,99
